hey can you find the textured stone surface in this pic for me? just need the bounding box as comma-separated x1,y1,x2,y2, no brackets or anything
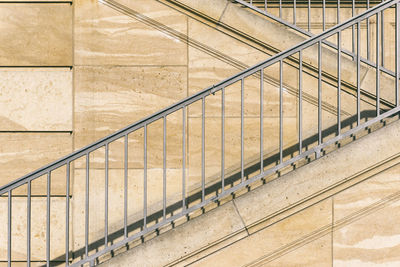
0,133,72,192
191,199,332,267
333,163,400,266
0,68,72,131
74,65,187,151
74,0,187,66
0,4,72,66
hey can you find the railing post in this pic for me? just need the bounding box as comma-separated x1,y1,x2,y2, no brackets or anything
46,172,51,267
27,180,31,267
8,190,11,267
105,143,109,246
299,52,303,153
66,162,70,266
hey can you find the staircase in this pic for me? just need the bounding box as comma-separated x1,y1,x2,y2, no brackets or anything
1,0,399,266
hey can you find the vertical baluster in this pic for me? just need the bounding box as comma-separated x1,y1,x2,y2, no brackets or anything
201,97,205,201
241,78,245,181
293,0,296,25
357,22,361,125
105,144,109,246
279,0,282,18
367,0,370,60
144,125,147,228
308,0,311,32
381,10,385,67
85,153,89,259
338,31,342,135
323,0,326,31
318,41,322,147
279,60,283,163
396,3,399,106
182,107,186,210
352,0,355,57
260,70,264,171
46,172,51,267
221,88,225,192
124,135,128,238
264,0,267,13
8,190,11,267
299,51,303,153
66,162,70,266
377,12,381,116
163,117,167,219
337,0,340,25
27,181,31,267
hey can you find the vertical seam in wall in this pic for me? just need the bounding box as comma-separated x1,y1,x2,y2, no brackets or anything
218,2,230,23
232,199,250,236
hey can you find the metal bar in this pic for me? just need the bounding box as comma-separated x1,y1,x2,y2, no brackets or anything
202,97,206,201
1,0,397,196
260,70,264,171
308,0,311,32
396,3,399,106
69,101,400,267
318,41,322,145
7,191,11,267
367,0,370,60
105,143,109,246
46,172,51,267
357,22,361,125
299,51,303,153
279,60,283,163
85,153,89,257
241,78,245,181
163,116,167,219
293,0,296,25
337,0,340,25
27,180,31,267
381,10,385,67
323,0,326,31
66,162,70,266
279,0,282,18
124,135,128,238
338,31,342,134
352,0,355,56
221,88,225,191
377,12,381,116
264,0,267,12
182,107,186,210
144,125,147,228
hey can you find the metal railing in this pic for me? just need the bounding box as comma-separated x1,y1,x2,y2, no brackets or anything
233,0,388,64
1,0,399,266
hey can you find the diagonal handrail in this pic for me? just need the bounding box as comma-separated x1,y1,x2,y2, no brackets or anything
1,0,399,266
0,0,395,195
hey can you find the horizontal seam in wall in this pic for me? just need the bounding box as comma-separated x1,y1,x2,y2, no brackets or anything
0,131,73,134
74,65,188,68
0,66,73,68
0,1,71,4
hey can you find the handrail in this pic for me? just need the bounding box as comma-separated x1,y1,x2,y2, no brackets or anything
1,0,399,266
0,0,395,195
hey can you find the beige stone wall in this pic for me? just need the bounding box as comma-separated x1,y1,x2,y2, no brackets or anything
0,0,398,265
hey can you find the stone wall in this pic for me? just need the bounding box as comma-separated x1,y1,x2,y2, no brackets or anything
0,0,398,265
